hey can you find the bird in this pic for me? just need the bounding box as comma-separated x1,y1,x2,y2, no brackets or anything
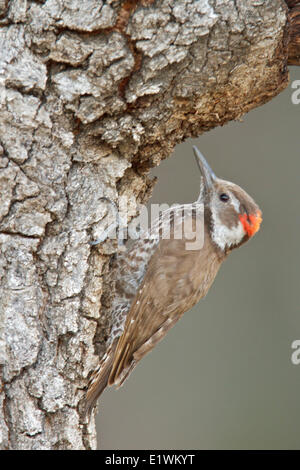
85,146,262,416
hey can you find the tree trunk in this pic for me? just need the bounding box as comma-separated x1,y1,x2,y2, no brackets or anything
287,0,300,65
0,0,294,450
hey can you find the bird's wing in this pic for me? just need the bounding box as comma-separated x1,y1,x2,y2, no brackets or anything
108,219,218,387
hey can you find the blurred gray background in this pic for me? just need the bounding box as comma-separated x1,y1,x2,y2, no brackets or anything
96,67,300,449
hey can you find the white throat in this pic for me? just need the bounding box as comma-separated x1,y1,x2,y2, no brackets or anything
210,208,245,251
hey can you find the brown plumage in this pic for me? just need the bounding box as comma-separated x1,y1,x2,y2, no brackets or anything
109,222,222,387
85,146,262,417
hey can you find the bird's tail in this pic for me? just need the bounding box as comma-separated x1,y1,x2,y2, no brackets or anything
84,342,116,418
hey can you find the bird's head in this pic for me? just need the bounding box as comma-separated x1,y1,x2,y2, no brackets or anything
193,146,262,253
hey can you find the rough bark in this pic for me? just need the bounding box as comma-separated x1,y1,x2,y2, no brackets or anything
0,0,291,450
286,0,300,64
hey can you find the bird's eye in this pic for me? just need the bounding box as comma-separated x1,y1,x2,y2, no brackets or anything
219,193,229,202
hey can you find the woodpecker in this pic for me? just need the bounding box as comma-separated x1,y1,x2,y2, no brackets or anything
85,146,262,416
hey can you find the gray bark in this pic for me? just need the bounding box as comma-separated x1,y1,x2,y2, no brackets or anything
0,0,289,450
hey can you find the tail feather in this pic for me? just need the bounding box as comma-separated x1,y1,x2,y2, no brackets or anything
84,344,116,418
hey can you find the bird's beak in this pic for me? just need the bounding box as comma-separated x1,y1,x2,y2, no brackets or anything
193,146,216,194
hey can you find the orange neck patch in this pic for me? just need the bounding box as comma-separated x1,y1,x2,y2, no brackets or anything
239,211,262,238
